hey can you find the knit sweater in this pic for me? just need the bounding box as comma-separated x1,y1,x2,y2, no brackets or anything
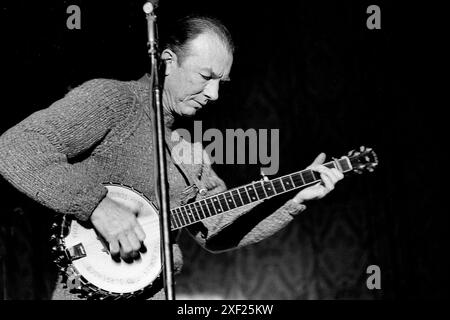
0,75,305,299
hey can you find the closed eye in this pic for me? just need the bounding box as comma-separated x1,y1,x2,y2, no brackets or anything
200,74,212,81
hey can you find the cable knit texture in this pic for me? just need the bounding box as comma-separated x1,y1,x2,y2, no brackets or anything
0,76,306,299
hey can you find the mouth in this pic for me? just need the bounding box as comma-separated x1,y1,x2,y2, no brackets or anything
193,101,205,109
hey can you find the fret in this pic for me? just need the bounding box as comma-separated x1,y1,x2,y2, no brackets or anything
216,196,226,212
182,206,191,223
296,171,305,185
263,181,275,197
186,205,196,223
291,172,304,187
212,196,224,213
301,170,315,184
194,201,206,219
324,158,349,173
170,214,178,229
312,170,321,181
171,209,180,226
189,203,200,221
289,175,296,187
339,158,351,172
177,209,185,226
200,199,211,217
175,208,186,226
205,198,217,216
325,162,335,170
254,181,267,199
281,176,294,190
172,209,182,227
238,187,251,204
218,194,229,212
246,185,259,202
184,204,194,222
231,189,243,207
272,178,285,193
179,206,190,224
224,192,237,209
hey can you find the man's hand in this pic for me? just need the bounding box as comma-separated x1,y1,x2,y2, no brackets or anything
293,153,344,204
90,194,146,261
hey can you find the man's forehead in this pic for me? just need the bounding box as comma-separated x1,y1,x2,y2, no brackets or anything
188,32,228,52
185,33,232,62
184,33,233,76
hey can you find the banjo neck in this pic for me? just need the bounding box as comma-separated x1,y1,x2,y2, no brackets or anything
169,157,353,231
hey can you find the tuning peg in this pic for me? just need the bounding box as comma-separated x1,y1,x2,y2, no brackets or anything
52,245,65,252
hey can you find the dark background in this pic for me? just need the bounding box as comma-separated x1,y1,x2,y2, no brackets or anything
0,0,446,299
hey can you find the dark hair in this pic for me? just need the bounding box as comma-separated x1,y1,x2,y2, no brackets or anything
162,15,234,64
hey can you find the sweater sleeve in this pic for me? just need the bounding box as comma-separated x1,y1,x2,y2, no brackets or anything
0,79,134,221
187,159,306,253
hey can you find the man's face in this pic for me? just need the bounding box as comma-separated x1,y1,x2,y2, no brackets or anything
163,32,233,117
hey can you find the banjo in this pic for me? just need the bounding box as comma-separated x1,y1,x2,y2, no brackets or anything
50,146,378,299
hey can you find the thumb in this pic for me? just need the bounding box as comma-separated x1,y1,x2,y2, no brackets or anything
310,152,326,166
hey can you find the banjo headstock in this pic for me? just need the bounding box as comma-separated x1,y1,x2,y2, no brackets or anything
347,146,378,174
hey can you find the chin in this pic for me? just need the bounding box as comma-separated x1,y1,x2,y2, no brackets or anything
180,106,198,117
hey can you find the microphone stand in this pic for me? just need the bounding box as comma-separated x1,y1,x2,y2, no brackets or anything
143,1,175,300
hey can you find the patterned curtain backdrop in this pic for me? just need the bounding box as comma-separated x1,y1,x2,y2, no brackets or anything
176,199,382,300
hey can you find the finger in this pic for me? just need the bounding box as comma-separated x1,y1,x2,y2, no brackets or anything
320,172,334,191
323,167,339,184
332,168,344,180
310,165,335,184
126,232,142,252
327,168,344,183
293,182,320,203
316,165,342,184
109,239,120,256
205,176,219,189
205,176,226,192
118,234,133,258
134,223,146,242
309,153,326,167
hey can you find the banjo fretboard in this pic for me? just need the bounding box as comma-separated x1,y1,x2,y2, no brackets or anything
169,157,352,230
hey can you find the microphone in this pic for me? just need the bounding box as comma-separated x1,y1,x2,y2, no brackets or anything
143,0,159,14
143,0,160,55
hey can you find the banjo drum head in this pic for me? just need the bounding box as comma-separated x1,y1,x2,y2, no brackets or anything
63,184,162,294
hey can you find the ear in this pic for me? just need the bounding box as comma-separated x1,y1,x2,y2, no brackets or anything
161,49,178,76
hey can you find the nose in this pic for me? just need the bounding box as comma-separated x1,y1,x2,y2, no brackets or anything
203,80,220,102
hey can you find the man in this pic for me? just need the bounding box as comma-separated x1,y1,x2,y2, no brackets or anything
0,15,343,299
